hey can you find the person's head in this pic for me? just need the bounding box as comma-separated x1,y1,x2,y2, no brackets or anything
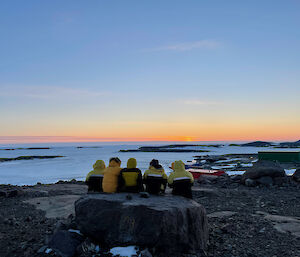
127,158,137,169
109,157,121,167
93,160,106,170
150,159,160,169
173,160,185,171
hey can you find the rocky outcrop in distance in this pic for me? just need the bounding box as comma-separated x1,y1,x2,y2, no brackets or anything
0,147,51,150
0,156,64,162
119,144,211,153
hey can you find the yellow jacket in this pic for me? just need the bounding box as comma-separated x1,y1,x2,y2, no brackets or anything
168,160,194,185
103,160,122,193
143,166,168,180
119,158,143,192
86,160,106,182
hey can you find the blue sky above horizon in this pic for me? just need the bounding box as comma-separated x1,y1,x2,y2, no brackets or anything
1,0,300,143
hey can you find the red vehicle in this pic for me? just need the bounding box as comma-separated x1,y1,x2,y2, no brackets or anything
187,168,225,179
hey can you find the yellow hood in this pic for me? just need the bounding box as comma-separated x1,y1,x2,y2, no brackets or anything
173,160,186,172
93,160,106,170
127,158,137,169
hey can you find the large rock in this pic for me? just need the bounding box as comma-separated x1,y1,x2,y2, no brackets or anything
48,230,84,257
75,194,208,257
241,160,286,183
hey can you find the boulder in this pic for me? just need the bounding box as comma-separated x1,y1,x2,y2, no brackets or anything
292,169,300,182
241,160,285,184
48,230,84,257
75,194,208,257
245,178,257,187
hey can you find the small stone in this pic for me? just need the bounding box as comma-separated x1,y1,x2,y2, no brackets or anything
45,248,52,254
139,192,150,198
139,249,152,257
7,190,18,197
25,216,32,222
259,227,266,233
126,194,133,200
37,246,47,253
0,191,7,197
245,178,257,187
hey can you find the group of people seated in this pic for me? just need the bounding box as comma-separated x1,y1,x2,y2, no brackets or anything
86,157,194,198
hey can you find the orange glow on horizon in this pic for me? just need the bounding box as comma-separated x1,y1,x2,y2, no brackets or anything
0,133,299,144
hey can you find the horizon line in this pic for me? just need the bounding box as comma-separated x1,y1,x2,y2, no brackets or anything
0,135,299,144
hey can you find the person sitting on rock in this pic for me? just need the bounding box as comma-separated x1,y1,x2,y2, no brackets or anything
168,160,194,199
143,159,168,195
86,160,106,192
103,157,122,193
118,158,144,193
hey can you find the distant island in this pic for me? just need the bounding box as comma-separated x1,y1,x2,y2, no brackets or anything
0,147,51,151
229,140,300,148
119,144,212,153
77,146,102,149
0,156,64,162
241,141,275,147
276,140,300,148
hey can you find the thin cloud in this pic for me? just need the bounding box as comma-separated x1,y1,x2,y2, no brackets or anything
148,40,221,52
0,85,109,99
180,99,222,106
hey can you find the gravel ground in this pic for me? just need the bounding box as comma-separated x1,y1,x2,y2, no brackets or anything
194,177,300,257
0,179,299,257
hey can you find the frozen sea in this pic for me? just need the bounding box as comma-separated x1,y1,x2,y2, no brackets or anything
0,141,298,185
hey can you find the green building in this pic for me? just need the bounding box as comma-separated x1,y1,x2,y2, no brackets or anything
258,151,300,163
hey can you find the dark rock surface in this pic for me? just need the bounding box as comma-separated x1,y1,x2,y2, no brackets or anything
0,156,64,162
257,176,273,186
75,193,208,257
245,178,258,187
279,140,300,148
293,169,300,182
241,160,286,183
241,141,273,147
48,230,84,257
1,181,300,257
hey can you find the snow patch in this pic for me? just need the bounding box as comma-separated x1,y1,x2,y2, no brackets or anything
284,169,296,176
110,246,138,257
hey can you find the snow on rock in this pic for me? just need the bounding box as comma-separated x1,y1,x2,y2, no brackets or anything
110,246,137,257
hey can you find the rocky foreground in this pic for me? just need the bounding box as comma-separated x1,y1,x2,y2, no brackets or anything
0,169,300,257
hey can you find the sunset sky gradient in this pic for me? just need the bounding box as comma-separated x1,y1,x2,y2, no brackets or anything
1,1,300,143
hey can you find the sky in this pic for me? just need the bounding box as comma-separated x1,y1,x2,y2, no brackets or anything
0,0,300,143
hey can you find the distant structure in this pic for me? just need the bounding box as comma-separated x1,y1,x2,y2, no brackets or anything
258,151,300,163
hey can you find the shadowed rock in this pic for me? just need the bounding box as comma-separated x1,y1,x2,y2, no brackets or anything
241,160,286,184
75,193,208,257
292,169,300,182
